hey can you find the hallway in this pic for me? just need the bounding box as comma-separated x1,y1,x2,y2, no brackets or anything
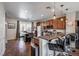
4,38,32,56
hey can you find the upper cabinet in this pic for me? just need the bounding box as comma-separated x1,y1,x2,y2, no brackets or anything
36,16,66,29
57,17,66,29
53,19,58,29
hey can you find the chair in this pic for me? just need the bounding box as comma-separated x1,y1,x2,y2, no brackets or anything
48,38,65,56
24,34,29,42
56,37,65,51
48,43,57,56
28,33,34,42
65,34,71,46
70,33,78,51
64,34,72,53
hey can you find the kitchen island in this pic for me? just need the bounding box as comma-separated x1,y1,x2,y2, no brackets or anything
31,32,77,56
38,33,65,56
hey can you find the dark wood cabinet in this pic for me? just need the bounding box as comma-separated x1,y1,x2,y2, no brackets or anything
57,19,65,29
62,20,66,29
49,20,53,26
53,19,58,29
36,16,66,29
55,16,66,29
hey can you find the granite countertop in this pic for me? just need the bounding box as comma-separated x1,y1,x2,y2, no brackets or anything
38,33,65,41
31,37,39,47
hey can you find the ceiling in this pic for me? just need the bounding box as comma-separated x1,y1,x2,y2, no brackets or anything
3,2,79,21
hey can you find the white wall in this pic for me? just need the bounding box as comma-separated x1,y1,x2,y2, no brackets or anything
0,3,5,55
76,11,79,20
6,18,17,40
66,12,76,34
6,18,32,40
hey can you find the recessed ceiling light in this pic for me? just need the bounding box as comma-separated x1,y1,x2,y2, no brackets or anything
66,8,68,11
60,5,64,7
46,6,51,9
41,14,44,17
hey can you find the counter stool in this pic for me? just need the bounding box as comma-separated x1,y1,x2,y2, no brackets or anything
48,42,64,56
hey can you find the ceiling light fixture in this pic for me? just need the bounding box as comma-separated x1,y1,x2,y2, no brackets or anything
65,8,68,22
65,8,68,16
53,1,56,19
41,14,44,17
46,6,51,9
66,8,68,11
60,4,64,21
53,14,56,19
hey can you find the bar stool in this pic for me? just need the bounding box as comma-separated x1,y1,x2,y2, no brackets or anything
48,43,57,56
48,39,64,56
56,37,65,51
64,34,71,54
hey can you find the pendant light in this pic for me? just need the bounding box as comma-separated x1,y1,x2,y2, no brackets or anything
60,5,64,21
65,8,68,23
53,1,56,19
53,14,56,19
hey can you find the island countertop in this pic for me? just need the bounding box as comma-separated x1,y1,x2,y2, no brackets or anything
38,33,65,41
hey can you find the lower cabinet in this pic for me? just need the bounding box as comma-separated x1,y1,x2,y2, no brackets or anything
31,42,39,56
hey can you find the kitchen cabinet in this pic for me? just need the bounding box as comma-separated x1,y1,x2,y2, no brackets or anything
57,19,62,29
53,19,58,29
62,20,66,29
49,20,53,25
57,19,65,29
36,16,66,29
58,17,66,29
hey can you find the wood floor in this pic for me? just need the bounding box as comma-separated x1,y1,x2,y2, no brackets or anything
4,38,32,56
71,49,79,56
3,38,79,56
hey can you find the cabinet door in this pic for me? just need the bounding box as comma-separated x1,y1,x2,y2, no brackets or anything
49,20,53,25
53,20,58,29
62,20,66,29
57,19,63,29
46,21,49,26
62,17,66,29
61,17,66,29
57,19,66,29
